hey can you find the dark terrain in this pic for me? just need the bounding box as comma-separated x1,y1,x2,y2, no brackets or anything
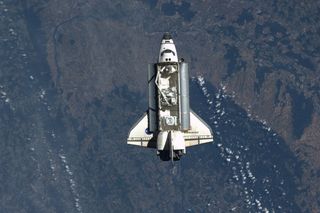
0,0,319,212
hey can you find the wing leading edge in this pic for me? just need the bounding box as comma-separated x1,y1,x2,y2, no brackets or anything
184,110,213,147
127,113,156,148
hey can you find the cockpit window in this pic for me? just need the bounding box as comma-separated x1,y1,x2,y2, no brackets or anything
161,49,175,56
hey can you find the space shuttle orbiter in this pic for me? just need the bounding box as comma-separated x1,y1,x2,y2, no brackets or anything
127,33,213,161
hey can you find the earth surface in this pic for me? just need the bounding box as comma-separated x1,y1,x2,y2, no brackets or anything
0,0,320,212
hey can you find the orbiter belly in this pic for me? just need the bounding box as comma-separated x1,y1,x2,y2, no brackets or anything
127,33,213,161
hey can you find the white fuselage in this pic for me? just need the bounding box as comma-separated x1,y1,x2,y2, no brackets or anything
155,35,186,159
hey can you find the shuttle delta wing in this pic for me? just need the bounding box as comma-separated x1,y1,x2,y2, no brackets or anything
127,114,156,148
184,110,213,147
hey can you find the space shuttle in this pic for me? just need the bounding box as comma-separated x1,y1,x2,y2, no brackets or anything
127,33,213,161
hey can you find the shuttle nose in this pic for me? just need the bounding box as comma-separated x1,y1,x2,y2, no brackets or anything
158,33,178,62
162,32,172,40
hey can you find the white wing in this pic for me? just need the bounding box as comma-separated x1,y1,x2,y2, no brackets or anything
183,111,213,147
127,113,156,148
